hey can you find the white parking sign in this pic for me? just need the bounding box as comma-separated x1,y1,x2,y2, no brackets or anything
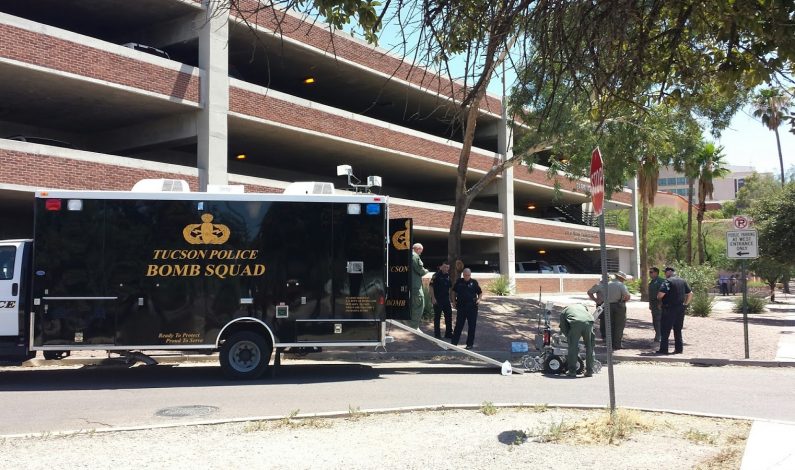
726,229,758,259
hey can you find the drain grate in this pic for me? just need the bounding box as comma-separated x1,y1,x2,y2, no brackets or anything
155,405,219,418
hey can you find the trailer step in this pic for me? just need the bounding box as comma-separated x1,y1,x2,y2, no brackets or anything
385,320,519,375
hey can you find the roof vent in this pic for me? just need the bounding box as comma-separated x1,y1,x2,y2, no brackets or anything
131,179,191,192
283,182,334,195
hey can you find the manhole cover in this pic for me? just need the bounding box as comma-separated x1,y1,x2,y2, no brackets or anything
155,405,219,418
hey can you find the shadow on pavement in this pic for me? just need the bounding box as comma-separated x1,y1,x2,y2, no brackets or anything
0,362,496,392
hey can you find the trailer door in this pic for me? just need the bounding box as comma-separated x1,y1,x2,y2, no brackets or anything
0,242,24,337
385,218,412,320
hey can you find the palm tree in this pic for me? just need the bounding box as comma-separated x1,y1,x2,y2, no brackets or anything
752,88,792,188
673,150,701,264
696,142,730,264
637,154,660,301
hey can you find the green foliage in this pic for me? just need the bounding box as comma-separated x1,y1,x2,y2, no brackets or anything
735,173,781,212
674,262,717,296
688,292,714,317
624,278,641,295
753,183,795,265
486,275,512,296
733,295,767,314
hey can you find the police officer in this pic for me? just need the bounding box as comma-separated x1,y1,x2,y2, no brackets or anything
451,268,482,350
410,243,429,329
430,260,453,339
559,303,595,377
656,266,692,355
648,267,664,343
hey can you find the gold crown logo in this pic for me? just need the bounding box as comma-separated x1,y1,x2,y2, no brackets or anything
391,220,410,250
183,214,230,245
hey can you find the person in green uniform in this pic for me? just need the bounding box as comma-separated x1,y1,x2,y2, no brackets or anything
559,303,595,377
410,242,429,328
586,272,630,349
648,267,664,343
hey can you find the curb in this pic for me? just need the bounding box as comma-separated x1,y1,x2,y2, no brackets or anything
3,401,792,440
14,350,795,369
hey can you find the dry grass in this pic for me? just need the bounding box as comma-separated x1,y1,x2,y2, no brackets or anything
685,428,717,445
480,401,498,416
694,447,743,470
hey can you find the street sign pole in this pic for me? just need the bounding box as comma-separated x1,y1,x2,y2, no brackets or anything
591,147,615,413
598,213,615,412
742,260,749,359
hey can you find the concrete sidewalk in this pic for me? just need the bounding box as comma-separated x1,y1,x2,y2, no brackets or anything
741,421,795,469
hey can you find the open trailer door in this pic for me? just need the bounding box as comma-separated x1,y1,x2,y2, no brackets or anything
385,218,412,320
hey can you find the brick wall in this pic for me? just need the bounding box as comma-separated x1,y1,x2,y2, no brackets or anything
515,219,634,248
232,0,502,115
390,204,503,235
515,277,561,294
0,24,200,103
230,87,498,171
514,165,633,206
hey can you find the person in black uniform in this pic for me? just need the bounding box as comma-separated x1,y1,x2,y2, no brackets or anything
656,266,693,355
451,268,482,350
430,260,453,339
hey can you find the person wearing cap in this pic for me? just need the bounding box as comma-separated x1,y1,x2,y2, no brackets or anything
559,303,596,377
656,266,693,355
648,267,664,343
586,271,631,349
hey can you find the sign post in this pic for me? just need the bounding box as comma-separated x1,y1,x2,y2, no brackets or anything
591,147,615,412
726,223,758,359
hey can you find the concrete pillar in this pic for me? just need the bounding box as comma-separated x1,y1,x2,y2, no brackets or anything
197,1,229,190
497,107,516,288
627,177,641,277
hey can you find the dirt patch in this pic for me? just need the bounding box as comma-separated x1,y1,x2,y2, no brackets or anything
0,407,750,469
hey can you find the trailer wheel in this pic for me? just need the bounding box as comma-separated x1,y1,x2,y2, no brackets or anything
219,331,272,380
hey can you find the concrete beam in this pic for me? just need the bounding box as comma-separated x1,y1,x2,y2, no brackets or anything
92,114,198,153
197,2,229,190
132,12,205,48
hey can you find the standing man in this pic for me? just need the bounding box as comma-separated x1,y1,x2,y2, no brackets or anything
559,303,595,377
451,268,482,350
586,271,630,349
410,243,429,329
648,267,664,343
430,260,453,339
656,266,693,355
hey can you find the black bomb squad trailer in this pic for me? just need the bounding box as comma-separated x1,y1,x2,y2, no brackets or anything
0,185,414,379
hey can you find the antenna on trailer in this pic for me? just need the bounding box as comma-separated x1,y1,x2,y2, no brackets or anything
336,164,382,193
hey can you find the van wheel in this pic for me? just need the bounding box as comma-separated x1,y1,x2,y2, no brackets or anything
219,331,272,380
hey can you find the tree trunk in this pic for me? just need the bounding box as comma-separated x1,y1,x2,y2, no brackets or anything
697,198,705,265
686,177,694,264
775,127,785,187
639,201,649,301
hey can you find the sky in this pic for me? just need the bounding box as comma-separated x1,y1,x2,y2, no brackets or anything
713,107,795,175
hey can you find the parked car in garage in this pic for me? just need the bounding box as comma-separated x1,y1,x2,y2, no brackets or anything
515,260,554,273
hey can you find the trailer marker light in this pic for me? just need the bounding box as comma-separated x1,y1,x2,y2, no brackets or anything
45,199,62,211
373,197,381,202
347,203,361,215
66,199,83,211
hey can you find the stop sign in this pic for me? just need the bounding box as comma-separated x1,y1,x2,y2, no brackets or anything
590,148,604,216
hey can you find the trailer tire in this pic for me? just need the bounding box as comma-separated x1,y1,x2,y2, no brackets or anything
219,331,272,380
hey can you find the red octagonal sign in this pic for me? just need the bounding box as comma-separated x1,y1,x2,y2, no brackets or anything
590,148,604,217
